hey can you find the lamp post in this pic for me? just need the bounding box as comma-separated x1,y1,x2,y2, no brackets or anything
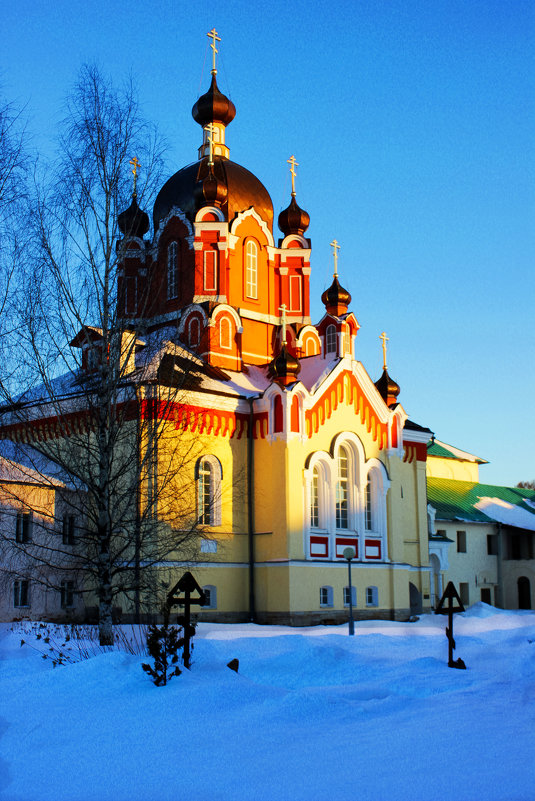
343,546,356,636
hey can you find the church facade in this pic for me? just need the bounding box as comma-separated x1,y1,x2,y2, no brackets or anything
109,44,433,624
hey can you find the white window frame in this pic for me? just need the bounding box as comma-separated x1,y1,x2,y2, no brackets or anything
366,586,379,607
196,455,222,527
202,585,217,609
325,324,337,354
336,447,349,530
167,241,178,300
343,586,357,607
14,580,30,607
16,512,32,543
320,586,333,608
245,240,258,299
61,580,75,608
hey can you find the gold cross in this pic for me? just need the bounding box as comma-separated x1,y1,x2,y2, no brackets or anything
207,28,221,74
129,156,140,195
287,155,298,196
330,239,340,277
206,122,214,166
380,331,389,370
279,303,288,346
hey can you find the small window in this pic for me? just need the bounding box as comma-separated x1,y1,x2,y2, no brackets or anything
188,317,200,347
325,324,337,354
167,242,179,300
319,586,333,607
366,586,379,607
457,530,466,553
204,250,217,292
219,317,232,349
16,512,32,543
200,539,217,554
13,580,29,607
60,580,75,608
124,276,137,315
289,275,302,312
459,582,469,606
62,515,76,545
343,586,357,607
480,587,492,604
245,240,258,299
202,585,217,609
487,534,498,556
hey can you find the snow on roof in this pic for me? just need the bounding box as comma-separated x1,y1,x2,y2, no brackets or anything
428,476,535,531
0,442,67,488
427,438,488,464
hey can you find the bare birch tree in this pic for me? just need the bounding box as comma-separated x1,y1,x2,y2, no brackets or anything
0,66,213,644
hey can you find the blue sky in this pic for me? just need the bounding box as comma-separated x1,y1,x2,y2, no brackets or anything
3,0,534,485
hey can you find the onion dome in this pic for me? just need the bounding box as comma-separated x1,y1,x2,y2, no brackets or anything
321,276,352,316
153,158,273,231
194,161,228,209
374,368,401,407
192,74,236,129
268,344,301,386
118,194,149,238
278,195,310,236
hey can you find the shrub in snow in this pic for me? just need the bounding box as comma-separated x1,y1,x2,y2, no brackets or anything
142,624,184,685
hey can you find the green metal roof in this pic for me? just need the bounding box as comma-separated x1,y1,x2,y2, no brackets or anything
427,477,535,527
427,439,487,464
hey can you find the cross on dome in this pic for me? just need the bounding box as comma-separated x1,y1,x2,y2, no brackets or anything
287,155,298,196
380,331,389,370
206,122,215,166
330,239,340,277
207,28,221,75
129,156,140,196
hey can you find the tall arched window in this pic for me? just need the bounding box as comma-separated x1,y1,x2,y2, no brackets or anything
336,447,349,529
196,456,222,526
326,324,337,354
219,317,232,349
365,481,373,531
245,240,258,299
189,317,200,347
290,395,300,432
167,242,179,300
310,466,320,528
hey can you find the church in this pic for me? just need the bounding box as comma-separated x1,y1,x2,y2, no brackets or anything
103,33,434,624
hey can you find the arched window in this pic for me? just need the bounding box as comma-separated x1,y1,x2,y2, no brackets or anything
310,466,320,528
196,456,222,526
306,338,316,356
290,395,300,432
219,317,232,349
326,324,337,354
189,317,200,347
273,395,283,433
365,481,373,531
167,242,179,300
336,447,349,529
245,240,258,299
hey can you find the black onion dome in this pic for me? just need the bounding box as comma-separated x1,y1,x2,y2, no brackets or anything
192,74,236,128
194,163,228,209
153,157,274,231
278,195,310,236
374,368,401,406
268,344,301,382
321,276,352,311
118,195,149,238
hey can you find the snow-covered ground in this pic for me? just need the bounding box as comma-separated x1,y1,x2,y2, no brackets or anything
1,605,535,801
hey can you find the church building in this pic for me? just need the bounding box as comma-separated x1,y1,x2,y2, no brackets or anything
109,33,434,624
